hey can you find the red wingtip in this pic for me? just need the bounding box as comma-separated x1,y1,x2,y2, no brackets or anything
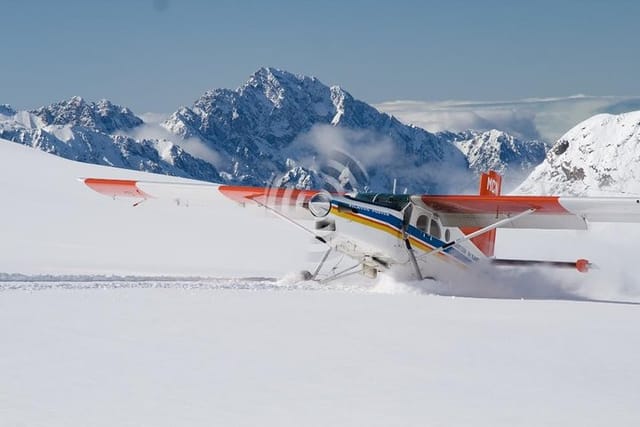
576,259,590,273
83,178,149,199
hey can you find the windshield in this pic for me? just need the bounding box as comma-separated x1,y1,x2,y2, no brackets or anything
346,193,411,211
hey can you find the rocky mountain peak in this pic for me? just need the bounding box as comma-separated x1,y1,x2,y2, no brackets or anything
448,129,547,190
160,68,474,191
243,67,290,107
0,104,16,116
30,96,143,133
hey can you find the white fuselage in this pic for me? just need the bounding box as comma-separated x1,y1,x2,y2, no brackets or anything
319,195,486,282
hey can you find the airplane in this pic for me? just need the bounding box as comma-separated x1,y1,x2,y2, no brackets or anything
81,170,640,284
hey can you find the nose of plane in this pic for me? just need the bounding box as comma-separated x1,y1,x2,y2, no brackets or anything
308,192,332,218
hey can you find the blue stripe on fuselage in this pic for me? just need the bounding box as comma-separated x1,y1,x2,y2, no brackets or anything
331,199,473,265
331,199,404,229
405,225,472,264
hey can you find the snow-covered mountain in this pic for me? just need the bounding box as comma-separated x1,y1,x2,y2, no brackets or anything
445,129,547,188
159,67,547,192
515,111,640,195
0,104,16,117
1,68,546,193
162,67,476,193
31,96,143,133
0,98,221,182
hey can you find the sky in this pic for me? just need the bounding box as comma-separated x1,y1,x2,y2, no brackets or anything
2,0,640,113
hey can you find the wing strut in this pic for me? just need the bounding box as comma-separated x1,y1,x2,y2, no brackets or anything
311,248,332,280
248,195,328,244
419,208,536,260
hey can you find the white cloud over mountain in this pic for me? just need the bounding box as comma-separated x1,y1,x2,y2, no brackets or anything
376,95,640,143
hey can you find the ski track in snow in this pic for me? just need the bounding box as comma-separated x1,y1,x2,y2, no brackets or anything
3,273,639,305
0,275,372,294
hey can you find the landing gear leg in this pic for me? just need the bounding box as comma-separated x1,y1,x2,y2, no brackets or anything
311,248,332,280
318,262,362,284
404,238,423,280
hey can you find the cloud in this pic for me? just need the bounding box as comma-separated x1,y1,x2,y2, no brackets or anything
376,95,640,143
282,125,389,192
293,124,395,167
287,124,475,194
123,113,223,167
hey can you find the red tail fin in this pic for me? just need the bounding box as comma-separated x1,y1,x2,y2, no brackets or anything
479,170,502,197
462,171,502,257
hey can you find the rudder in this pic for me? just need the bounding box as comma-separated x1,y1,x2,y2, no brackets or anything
479,170,502,197
462,171,502,257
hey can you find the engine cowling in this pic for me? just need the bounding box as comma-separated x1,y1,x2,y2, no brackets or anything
308,192,332,218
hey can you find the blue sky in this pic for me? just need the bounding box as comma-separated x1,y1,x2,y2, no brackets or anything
3,0,639,112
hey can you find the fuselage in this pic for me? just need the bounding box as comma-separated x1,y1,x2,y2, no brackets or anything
314,193,486,281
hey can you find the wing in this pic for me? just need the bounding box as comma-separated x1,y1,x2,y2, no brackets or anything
82,178,318,217
413,194,640,230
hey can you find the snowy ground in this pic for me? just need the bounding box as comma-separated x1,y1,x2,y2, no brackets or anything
2,281,639,427
0,139,311,277
1,140,640,426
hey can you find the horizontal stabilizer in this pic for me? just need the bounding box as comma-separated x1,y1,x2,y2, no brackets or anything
491,258,592,273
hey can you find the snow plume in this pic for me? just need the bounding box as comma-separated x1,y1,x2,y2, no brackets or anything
366,263,581,301
372,274,426,295
367,223,640,304
490,225,640,304
557,224,640,303
123,112,222,167
372,263,639,304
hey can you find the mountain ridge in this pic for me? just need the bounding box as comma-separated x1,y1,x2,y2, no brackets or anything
0,99,221,182
1,67,546,193
160,67,544,192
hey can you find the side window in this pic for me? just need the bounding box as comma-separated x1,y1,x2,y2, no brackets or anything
430,219,441,240
444,228,451,242
416,215,429,233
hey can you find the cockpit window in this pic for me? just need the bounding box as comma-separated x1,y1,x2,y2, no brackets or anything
416,215,429,233
346,193,410,211
430,219,441,240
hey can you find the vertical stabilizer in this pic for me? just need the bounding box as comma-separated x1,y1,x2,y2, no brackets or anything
463,171,502,257
479,170,502,197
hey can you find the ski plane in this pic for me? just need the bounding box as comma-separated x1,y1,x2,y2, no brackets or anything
82,171,640,283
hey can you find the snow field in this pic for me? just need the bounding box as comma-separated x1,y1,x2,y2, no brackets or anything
2,139,640,426
1,286,639,427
